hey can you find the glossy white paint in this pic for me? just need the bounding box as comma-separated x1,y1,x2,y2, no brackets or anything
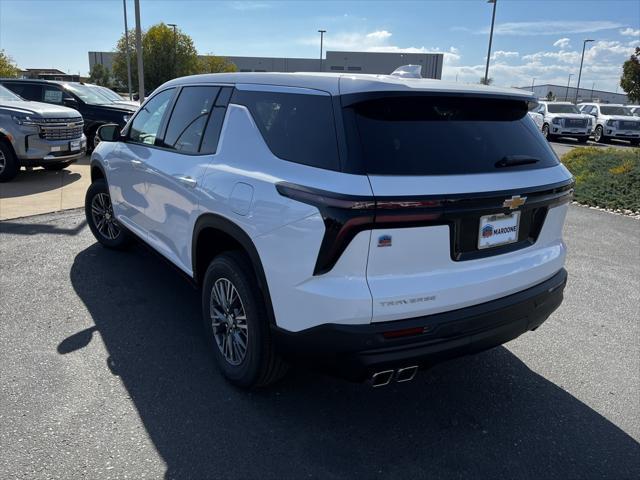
93,73,570,334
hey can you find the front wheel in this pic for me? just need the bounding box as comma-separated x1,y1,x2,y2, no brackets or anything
202,251,287,388
0,141,19,182
85,178,131,249
542,124,555,141
594,125,607,143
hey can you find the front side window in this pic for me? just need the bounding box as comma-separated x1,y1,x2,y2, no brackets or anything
43,86,64,104
129,88,175,145
4,83,42,102
232,90,340,170
0,85,22,101
162,86,220,153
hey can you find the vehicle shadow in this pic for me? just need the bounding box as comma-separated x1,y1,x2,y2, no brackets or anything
65,244,640,479
0,217,87,235
0,169,81,199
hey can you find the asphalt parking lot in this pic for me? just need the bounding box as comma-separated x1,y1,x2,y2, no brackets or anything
0,205,638,479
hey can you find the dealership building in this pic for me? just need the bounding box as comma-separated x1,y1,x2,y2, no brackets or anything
520,83,629,104
88,50,444,79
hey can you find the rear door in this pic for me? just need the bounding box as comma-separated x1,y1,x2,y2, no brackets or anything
142,85,231,273
341,93,573,322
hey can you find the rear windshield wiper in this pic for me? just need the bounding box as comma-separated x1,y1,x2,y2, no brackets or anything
495,155,540,168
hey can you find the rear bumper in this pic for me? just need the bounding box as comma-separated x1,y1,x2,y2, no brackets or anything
272,268,567,381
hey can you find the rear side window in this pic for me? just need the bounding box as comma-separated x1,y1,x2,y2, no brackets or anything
4,83,42,101
344,95,558,175
232,90,340,170
162,86,220,153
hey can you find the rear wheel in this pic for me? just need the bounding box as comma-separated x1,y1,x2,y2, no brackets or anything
85,178,131,249
0,141,19,182
202,251,287,388
542,124,555,141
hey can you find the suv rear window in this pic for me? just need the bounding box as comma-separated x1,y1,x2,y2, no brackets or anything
232,90,340,171
343,95,558,175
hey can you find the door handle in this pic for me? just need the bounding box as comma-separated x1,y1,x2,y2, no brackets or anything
131,159,144,168
173,175,197,188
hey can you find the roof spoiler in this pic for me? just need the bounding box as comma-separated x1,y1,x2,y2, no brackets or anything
390,65,422,79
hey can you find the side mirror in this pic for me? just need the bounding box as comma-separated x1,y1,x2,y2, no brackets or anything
63,97,79,109
97,124,122,142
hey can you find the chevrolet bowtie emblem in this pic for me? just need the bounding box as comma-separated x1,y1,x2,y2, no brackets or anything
503,195,527,210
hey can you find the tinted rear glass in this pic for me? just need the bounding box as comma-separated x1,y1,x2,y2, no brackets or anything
232,90,340,171
600,106,630,116
345,95,558,175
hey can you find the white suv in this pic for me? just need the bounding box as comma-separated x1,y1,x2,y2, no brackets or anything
534,101,593,142
86,72,572,388
578,103,640,145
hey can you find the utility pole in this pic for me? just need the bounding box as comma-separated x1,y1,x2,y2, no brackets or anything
134,0,145,102
483,0,497,85
318,29,326,72
591,81,595,101
575,39,594,104
168,23,177,78
564,73,573,101
531,77,535,92
123,0,133,100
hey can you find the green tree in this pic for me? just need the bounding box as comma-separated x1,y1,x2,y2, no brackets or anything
620,47,640,103
0,50,20,78
546,91,556,101
198,54,238,74
88,64,112,86
479,77,493,85
112,23,199,92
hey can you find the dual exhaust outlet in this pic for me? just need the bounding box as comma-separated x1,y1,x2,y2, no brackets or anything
370,365,418,387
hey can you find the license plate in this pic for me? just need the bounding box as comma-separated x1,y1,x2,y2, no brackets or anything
70,140,81,151
478,212,520,249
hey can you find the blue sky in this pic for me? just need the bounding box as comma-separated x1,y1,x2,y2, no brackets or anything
1,0,638,92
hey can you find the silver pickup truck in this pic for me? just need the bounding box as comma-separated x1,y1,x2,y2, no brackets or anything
0,85,86,182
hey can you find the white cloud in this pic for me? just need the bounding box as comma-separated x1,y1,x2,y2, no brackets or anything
229,2,271,11
553,38,571,49
491,50,519,61
365,30,392,42
620,27,640,37
485,20,624,36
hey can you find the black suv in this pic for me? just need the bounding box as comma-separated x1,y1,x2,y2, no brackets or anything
0,79,137,150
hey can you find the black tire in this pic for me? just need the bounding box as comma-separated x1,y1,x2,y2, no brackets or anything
0,141,19,182
542,124,555,141
43,162,72,171
594,125,607,143
85,178,132,249
202,251,287,388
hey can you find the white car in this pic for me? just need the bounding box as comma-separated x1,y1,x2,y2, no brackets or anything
534,101,592,143
627,105,640,117
578,103,640,145
86,71,572,388
527,110,544,130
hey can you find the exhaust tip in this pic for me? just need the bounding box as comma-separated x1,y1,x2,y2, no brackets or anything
395,365,418,383
371,369,394,387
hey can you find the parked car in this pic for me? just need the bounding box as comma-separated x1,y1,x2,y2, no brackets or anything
86,72,571,388
533,101,593,142
0,79,136,151
527,110,544,131
0,84,85,182
578,103,640,145
85,83,140,108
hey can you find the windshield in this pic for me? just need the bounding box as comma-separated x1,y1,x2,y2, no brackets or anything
344,95,558,175
0,85,23,101
64,83,114,105
97,86,124,102
601,106,631,116
548,104,580,114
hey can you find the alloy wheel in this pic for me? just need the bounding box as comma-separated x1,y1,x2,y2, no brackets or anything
0,149,6,175
594,127,602,142
210,278,249,366
90,192,120,240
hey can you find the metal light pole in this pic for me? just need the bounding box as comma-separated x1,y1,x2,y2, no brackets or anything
318,29,326,72
483,0,497,85
134,0,145,102
123,0,133,100
531,77,535,92
564,73,573,101
591,81,595,101
575,39,594,104
168,23,177,78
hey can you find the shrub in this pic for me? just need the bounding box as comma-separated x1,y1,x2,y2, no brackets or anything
561,147,640,212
